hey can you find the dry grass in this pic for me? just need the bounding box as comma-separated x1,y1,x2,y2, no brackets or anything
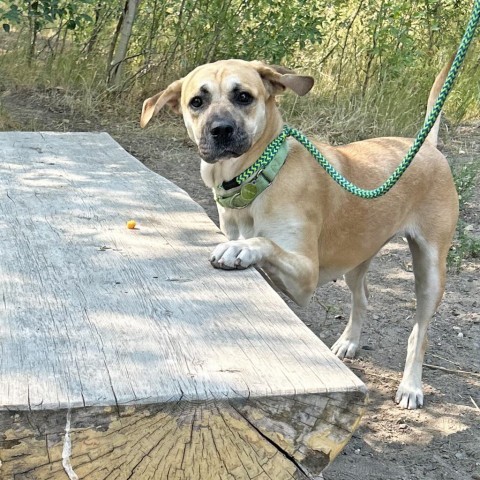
1,41,478,142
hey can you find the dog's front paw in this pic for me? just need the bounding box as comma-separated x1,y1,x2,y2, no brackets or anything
210,240,263,270
395,382,424,409
331,336,358,359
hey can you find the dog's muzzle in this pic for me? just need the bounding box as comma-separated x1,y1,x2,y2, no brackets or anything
199,114,251,163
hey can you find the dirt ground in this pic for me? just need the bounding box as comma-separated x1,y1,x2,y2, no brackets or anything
1,88,479,480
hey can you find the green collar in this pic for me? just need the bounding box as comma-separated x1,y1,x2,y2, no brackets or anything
214,127,290,209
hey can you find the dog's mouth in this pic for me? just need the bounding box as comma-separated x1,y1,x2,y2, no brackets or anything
199,144,250,163
198,133,251,163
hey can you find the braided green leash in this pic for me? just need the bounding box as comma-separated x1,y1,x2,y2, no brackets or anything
231,0,480,199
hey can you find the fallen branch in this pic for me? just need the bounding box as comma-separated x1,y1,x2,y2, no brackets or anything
348,365,397,380
428,353,459,367
424,363,480,378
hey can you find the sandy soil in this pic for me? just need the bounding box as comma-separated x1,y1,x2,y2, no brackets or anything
1,88,479,480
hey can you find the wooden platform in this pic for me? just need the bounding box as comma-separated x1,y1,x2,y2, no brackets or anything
0,132,367,480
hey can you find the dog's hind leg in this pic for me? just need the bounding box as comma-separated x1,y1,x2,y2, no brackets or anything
331,257,373,359
395,234,447,409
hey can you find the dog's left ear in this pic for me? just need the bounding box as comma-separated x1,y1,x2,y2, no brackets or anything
250,61,314,97
140,78,183,128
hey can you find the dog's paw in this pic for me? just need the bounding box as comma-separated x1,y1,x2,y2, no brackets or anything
331,337,358,359
395,382,424,409
210,240,263,270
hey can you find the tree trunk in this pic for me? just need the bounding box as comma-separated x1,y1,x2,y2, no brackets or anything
106,7,123,73
334,0,364,101
27,11,38,65
85,1,104,54
108,0,141,89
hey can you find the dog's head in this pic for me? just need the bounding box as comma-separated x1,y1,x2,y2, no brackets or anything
140,59,314,163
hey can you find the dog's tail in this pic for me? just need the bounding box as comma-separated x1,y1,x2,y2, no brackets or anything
425,55,455,147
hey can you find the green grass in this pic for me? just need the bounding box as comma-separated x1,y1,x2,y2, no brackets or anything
448,222,480,272
453,160,480,210
448,161,480,272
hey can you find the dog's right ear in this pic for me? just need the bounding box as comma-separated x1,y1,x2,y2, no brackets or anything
140,79,183,128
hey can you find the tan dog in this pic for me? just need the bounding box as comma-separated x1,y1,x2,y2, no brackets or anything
141,59,459,409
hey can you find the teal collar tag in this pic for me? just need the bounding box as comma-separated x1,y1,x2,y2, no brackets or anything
214,141,289,209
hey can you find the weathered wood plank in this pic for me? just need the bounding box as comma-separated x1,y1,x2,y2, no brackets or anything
0,391,365,479
0,132,367,479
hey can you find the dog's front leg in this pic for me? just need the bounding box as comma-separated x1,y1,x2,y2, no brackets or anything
210,238,318,306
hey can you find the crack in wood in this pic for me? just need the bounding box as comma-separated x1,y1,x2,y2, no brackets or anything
61,409,79,480
230,403,310,479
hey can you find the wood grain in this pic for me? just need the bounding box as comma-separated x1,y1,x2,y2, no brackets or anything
0,132,367,479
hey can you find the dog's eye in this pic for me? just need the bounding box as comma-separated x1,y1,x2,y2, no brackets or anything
189,96,203,109
236,91,253,105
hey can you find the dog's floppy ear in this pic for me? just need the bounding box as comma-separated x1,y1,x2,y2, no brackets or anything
250,61,314,97
140,79,183,128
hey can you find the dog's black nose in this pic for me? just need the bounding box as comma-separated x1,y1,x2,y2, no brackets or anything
210,121,234,140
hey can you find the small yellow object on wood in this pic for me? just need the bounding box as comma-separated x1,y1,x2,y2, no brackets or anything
126,220,136,229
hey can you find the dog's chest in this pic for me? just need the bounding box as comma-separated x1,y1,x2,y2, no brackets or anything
220,208,255,241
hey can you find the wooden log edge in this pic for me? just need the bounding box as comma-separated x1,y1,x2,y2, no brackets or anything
0,390,366,479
